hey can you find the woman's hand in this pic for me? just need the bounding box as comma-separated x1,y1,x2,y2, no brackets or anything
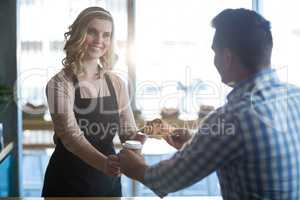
163,128,191,150
103,155,121,176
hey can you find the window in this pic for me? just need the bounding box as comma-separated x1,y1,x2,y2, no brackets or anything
262,0,300,86
135,0,252,120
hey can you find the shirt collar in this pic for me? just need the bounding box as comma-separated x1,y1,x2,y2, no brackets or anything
227,68,280,101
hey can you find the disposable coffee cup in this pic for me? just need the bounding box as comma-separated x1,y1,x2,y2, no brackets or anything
123,140,142,154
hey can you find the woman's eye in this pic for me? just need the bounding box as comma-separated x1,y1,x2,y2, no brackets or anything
87,28,97,36
103,32,111,38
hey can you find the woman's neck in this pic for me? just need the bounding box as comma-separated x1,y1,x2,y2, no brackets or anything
82,59,99,75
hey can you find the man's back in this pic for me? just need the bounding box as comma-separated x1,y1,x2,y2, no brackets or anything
221,68,300,200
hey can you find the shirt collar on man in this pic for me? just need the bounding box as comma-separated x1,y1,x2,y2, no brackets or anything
227,67,280,102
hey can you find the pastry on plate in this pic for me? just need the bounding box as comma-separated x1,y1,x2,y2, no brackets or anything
140,118,176,139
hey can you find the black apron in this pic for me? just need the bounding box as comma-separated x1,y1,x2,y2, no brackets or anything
42,73,122,197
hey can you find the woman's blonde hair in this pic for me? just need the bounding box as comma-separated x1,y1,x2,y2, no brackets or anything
62,7,115,74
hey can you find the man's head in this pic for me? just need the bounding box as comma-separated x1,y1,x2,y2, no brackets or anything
211,8,273,86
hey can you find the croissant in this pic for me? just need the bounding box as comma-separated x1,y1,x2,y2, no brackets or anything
140,118,176,139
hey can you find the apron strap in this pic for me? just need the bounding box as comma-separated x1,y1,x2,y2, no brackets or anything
71,71,81,101
104,73,121,137
104,73,119,111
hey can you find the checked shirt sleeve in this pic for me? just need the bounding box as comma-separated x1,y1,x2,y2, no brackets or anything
143,107,244,197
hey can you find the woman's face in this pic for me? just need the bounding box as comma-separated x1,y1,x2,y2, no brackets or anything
84,18,112,60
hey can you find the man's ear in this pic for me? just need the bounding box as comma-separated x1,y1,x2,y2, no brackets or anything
223,48,233,69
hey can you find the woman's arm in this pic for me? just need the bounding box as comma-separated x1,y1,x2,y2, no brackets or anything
108,72,145,143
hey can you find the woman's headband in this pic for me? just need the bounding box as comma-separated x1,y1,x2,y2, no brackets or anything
80,10,112,20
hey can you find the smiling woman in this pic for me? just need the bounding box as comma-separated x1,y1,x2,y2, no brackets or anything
62,7,116,74
42,6,143,197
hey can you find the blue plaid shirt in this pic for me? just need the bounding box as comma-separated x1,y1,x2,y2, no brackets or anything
144,68,300,200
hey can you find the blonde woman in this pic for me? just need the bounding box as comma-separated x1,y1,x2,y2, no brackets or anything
42,7,144,197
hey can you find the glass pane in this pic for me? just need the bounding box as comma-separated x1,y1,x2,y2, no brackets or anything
136,0,252,120
262,0,300,85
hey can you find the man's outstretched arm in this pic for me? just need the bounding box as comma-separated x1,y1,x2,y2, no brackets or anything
120,109,243,197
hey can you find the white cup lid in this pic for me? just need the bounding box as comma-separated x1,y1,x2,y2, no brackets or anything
123,140,142,150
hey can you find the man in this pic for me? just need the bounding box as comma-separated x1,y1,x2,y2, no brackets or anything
119,8,300,200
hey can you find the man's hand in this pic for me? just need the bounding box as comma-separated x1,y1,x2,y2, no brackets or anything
103,155,121,176
118,149,148,182
163,128,191,150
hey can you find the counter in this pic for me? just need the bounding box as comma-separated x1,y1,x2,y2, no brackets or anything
0,197,222,200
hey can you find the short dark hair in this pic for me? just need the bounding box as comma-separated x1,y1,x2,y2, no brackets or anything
211,8,273,69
